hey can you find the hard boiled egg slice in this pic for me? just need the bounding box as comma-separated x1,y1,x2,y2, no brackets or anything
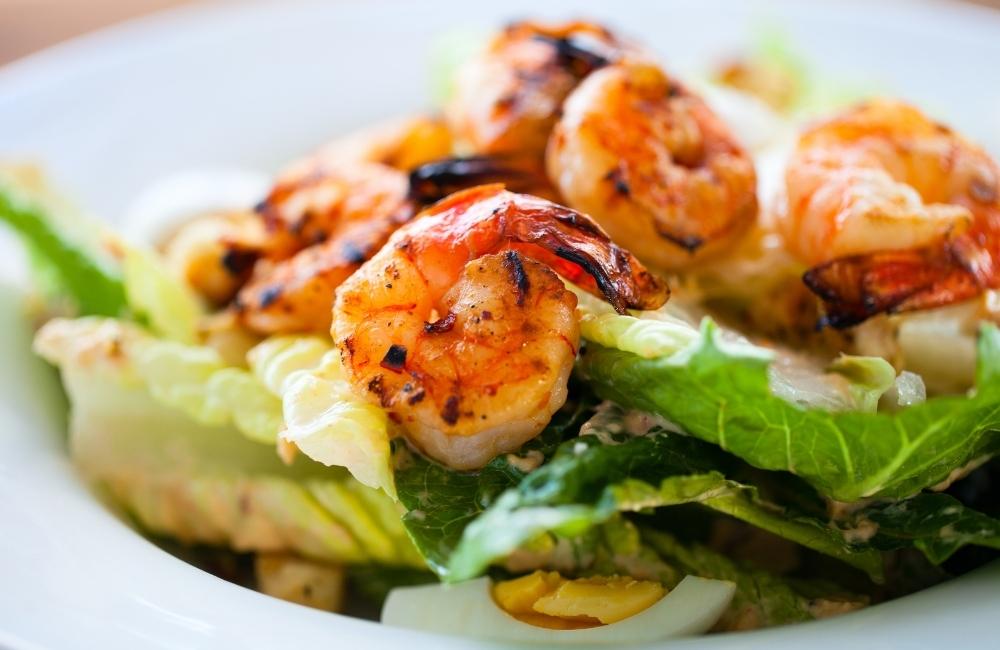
381,574,735,645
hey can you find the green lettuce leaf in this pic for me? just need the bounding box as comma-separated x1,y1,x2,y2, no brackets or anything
1,169,204,341
573,289,899,413
395,396,595,575
853,492,1000,564
33,315,420,566
120,242,203,343
641,529,866,630
444,421,882,582
0,172,126,317
576,309,1000,501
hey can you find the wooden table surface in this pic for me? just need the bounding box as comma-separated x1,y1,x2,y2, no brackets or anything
1,0,998,66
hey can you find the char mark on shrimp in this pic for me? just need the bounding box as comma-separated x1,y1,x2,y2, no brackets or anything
380,344,408,372
440,395,461,426
258,285,283,308
603,167,630,196
531,33,616,77
803,241,991,328
503,251,532,306
660,231,705,253
424,311,457,334
220,248,258,276
407,156,543,204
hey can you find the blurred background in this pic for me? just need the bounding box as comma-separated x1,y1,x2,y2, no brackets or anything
1,0,998,65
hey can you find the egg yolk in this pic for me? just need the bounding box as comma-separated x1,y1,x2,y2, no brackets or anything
492,570,666,629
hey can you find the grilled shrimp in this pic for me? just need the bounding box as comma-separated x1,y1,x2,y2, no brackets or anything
235,160,413,333
778,99,1000,326
166,116,443,314
446,20,628,162
547,61,759,271
163,210,266,305
237,144,559,334
333,185,667,469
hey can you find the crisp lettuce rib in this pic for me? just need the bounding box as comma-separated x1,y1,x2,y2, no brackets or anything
576,305,1000,501
36,318,396,496
37,317,285,444
33,316,420,567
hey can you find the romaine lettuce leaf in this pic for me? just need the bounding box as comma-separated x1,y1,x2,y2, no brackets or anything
576,310,1000,501
36,317,285,444
641,529,866,630
0,172,126,317
120,242,203,343
445,423,882,582
395,396,595,574
573,289,899,413
36,318,396,497
1,169,204,341
33,316,420,566
282,359,395,497
265,336,396,498
855,492,1000,564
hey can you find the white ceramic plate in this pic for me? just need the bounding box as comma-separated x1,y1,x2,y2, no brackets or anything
1,1,999,648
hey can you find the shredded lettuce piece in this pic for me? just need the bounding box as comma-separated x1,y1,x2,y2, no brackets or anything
827,355,898,412
576,303,1000,501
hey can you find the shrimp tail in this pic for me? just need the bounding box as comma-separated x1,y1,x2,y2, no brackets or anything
421,185,669,314
407,156,548,204
530,32,616,76
804,234,995,328
508,202,669,313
